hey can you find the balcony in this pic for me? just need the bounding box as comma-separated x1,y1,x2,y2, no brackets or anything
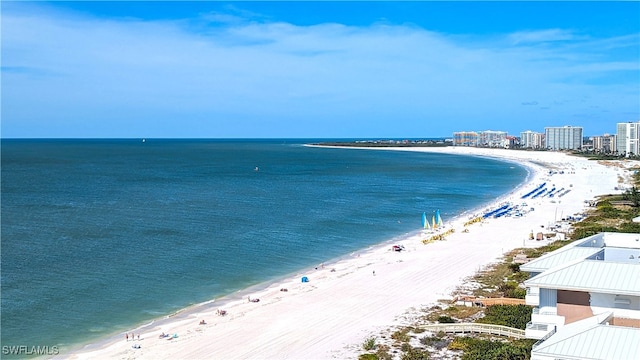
532,325,557,348
525,287,540,306
525,321,557,340
532,307,556,315
526,307,565,339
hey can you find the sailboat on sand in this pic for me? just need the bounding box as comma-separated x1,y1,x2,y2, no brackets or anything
435,209,444,228
424,210,444,232
422,212,432,232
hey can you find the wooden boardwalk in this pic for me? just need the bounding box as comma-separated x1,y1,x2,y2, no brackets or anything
419,323,526,339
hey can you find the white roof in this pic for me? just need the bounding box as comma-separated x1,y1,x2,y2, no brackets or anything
525,260,640,296
520,247,600,273
533,324,640,360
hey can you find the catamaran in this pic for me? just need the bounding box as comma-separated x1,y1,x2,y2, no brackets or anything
422,212,432,231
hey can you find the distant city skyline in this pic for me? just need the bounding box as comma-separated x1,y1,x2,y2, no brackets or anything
2,1,639,138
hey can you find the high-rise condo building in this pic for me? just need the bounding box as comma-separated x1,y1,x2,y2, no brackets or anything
544,126,583,150
520,130,545,149
592,134,617,154
616,121,640,156
478,130,508,148
452,131,479,146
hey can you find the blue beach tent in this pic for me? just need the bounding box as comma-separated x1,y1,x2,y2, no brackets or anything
301,276,309,283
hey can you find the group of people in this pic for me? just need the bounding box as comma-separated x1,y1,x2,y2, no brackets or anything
125,333,140,341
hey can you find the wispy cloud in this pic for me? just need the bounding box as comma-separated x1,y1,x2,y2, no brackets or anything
507,29,579,45
2,3,638,138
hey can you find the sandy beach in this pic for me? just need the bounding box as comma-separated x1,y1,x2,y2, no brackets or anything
65,147,637,360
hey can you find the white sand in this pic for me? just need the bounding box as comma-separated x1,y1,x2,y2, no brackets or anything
65,147,638,360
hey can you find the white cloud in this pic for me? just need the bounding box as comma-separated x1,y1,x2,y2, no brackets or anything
507,29,579,45
2,4,638,138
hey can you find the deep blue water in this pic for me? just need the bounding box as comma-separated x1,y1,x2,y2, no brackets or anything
0,139,528,355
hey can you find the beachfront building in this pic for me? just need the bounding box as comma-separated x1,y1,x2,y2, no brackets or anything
478,130,508,148
521,232,640,359
520,131,545,149
616,121,640,157
544,126,583,150
592,134,617,154
452,132,479,147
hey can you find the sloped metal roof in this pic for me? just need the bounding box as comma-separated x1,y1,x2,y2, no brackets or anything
533,325,640,360
520,247,600,273
525,260,640,296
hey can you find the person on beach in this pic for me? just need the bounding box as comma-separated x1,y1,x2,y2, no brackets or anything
125,333,128,342
373,270,376,276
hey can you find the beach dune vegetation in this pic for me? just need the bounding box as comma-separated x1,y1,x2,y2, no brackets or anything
363,336,377,351
475,304,531,330
448,337,535,360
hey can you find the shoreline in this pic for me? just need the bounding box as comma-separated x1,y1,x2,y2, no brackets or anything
62,147,630,360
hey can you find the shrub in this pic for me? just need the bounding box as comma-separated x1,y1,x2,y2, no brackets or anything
363,336,377,351
391,329,411,343
448,337,535,360
420,335,449,350
504,287,526,299
475,304,531,329
376,345,392,360
510,271,530,283
400,347,430,360
358,354,378,360
437,315,455,323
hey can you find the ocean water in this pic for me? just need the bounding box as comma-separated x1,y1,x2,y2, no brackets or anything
0,139,528,355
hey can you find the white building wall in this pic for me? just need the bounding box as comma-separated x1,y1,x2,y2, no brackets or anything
590,293,640,320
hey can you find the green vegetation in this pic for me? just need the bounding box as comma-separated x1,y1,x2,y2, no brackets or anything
375,345,393,360
399,345,431,360
475,304,532,330
472,257,530,299
424,305,483,323
390,328,412,343
571,173,640,239
420,334,449,350
497,281,526,299
358,354,378,360
521,240,572,259
437,315,456,323
363,336,377,351
448,337,536,360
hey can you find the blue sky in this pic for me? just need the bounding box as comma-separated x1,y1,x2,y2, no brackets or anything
2,1,639,138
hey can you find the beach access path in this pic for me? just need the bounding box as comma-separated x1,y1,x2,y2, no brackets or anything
67,147,635,360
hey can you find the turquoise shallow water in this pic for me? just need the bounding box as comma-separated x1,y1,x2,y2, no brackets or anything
0,139,528,356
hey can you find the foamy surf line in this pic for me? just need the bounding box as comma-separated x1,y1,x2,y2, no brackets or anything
62,147,627,360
